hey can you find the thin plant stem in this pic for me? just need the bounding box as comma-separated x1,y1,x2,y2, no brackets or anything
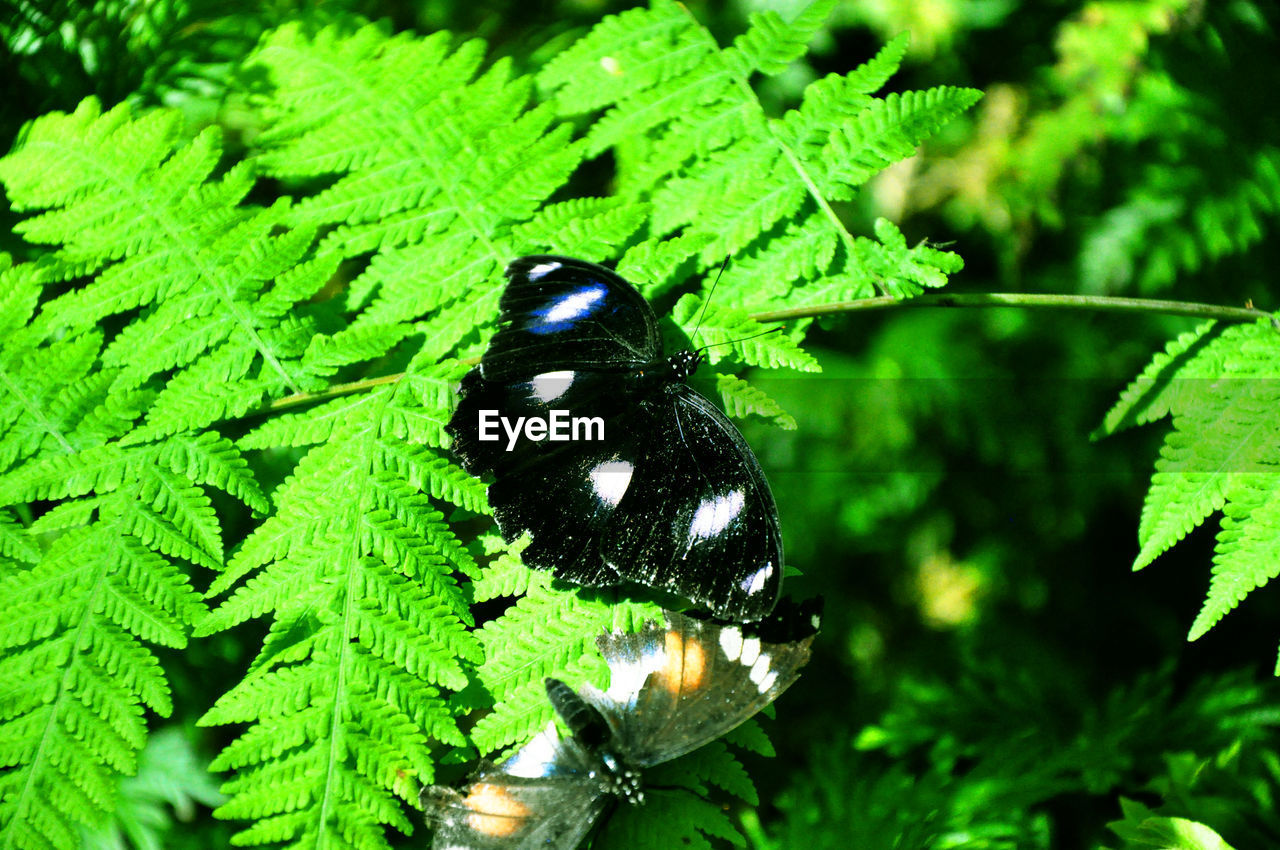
748,292,1276,325
259,292,1276,415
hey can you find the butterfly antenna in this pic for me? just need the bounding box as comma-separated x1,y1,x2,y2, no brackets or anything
691,256,731,348
696,326,784,355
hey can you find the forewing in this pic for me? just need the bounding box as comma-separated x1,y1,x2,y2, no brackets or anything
599,387,783,621
482,255,662,381
589,606,818,767
484,437,642,587
447,367,628,477
446,368,645,586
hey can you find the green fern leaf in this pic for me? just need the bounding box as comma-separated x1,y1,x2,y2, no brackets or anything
616,234,716,298
511,198,649,260
469,535,537,603
0,518,204,848
0,509,38,564
303,323,417,376
1132,323,1280,571
200,366,481,848
1188,474,1280,642
469,580,632,753
820,88,983,196
667,740,760,804
541,0,973,309
1095,321,1232,438
247,23,586,336
728,0,837,76
674,299,820,373
715,374,797,430
0,99,337,441
596,787,742,850
1106,319,1280,656
538,1,704,116
1085,147,1280,293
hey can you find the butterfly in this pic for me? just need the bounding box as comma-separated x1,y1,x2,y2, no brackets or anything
446,255,784,622
421,602,820,849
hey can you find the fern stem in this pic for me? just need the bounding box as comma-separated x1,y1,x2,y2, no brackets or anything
749,293,1278,326
253,295,1273,418
264,374,403,414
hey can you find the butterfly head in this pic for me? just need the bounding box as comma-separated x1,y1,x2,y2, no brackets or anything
667,349,703,381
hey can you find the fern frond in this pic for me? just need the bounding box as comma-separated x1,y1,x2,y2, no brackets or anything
674,299,819,373
246,22,628,339
0,372,261,847
200,365,482,848
0,509,38,565
1083,146,1280,293
1189,474,1280,644
512,198,650,261
729,0,836,77
469,534,535,603
597,786,742,850
0,507,212,847
1095,321,1228,438
0,99,337,440
1131,323,1280,571
714,374,797,430
542,1,975,308
1104,319,1280,655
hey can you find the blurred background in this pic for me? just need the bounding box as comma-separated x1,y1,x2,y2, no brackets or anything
6,1,1278,847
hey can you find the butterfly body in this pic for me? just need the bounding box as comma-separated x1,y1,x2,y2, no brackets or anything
447,256,783,622
423,605,819,850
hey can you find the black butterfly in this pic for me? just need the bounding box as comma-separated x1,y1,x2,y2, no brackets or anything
421,603,820,850
446,255,783,622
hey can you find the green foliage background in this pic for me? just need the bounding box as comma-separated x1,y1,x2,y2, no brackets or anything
2,1,1280,849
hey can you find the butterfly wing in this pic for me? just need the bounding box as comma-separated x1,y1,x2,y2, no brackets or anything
446,364,646,585
481,256,662,382
424,706,611,850
423,774,607,850
448,255,784,619
588,604,819,768
598,386,784,622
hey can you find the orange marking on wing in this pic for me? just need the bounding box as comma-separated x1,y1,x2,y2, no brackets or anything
463,782,530,838
656,629,706,694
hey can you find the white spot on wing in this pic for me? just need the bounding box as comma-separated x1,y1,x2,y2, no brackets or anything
741,564,772,595
502,723,561,778
529,370,574,403
544,285,605,324
589,461,633,508
718,628,744,661
749,655,776,692
604,642,665,705
689,490,745,540
527,260,562,279
739,637,761,666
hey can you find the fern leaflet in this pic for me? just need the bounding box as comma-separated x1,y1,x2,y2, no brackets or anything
198,362,482,848
0,99,340,441
541,2,977,308
1099,319,1280,659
